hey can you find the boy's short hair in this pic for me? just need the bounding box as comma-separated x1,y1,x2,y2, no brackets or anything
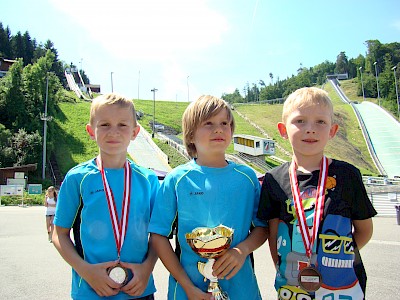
182,95,235,158
282,87,334,123
89,93,137,126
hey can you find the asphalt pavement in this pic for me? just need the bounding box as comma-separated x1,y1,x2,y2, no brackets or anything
0,205,399,299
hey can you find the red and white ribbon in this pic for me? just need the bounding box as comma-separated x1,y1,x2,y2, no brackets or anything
289,156,328,258
97,157,132,259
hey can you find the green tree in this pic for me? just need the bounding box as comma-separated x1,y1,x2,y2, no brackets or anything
10,31,25,63
0,124,12,167
221,88,243,103
335,52,349,74
311,60,335,85
9,128,42,166
0,23,12,58
0,59,25,130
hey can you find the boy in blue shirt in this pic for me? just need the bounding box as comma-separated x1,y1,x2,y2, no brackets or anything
149,95,268,300
258,87,377,299
53,93,159,299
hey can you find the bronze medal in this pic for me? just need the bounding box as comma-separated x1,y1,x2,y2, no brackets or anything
298,265,322,292
289,157,329,293
108,264,128,286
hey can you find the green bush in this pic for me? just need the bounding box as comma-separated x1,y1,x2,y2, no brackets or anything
0,192,44,206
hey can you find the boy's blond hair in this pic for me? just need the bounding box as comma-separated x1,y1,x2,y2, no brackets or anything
182,95,235,158
282,87,334,123
89,93,137,126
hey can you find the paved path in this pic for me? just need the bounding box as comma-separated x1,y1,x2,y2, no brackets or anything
0,206,399,299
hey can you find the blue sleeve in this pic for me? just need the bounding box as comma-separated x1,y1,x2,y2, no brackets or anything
148,173,177,237
250,171,267,228
148,171,160,215
53,171,82,229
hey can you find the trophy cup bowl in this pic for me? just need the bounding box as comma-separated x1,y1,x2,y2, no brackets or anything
185,225,234,300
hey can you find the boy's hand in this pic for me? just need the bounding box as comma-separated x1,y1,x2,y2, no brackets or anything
212,247,245,280
119,261,151,296
183,284,214,300
82,261,121,297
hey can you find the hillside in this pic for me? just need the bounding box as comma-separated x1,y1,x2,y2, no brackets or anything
54,80,379,176
233,82,378,175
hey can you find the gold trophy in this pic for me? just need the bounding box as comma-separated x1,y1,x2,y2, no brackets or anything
185,225,234,300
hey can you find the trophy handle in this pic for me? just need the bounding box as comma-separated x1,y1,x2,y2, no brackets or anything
197,259,218,281
197,259,229,300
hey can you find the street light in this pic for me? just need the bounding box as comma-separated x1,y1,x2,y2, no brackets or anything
111,72,114,92
373,62,381,106
392,66,399,118
151,88,158,138
41,74,53,180
359,66,365,101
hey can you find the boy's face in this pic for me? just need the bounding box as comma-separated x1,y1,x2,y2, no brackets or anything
192,109,232,163
86,104,139,159
278,104,338,160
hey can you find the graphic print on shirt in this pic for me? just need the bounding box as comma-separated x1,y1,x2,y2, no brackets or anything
276,177,337,300
315,214,364,299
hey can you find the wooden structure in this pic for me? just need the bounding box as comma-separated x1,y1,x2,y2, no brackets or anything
0,164,37,185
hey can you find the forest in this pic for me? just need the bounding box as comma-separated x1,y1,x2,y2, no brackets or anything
0,21,399,182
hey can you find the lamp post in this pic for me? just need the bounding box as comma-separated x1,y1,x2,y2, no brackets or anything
111,72,114,92
187,75,189,102
359,66,365,101
392,66,399,118
151,88,158,138
373,62,381,106
41,74,53,180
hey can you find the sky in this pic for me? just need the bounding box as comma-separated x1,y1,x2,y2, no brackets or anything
1,0,399,102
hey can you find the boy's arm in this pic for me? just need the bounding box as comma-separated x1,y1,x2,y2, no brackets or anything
52,225,120,297
151,233,212,300
353,218,374,250
120,235,158,296
268,218,279,267
213,226,268,280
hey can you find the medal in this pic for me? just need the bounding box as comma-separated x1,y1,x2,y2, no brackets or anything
108,264,129,286
298,265,322,292
97,157,132,286
289,156,328,292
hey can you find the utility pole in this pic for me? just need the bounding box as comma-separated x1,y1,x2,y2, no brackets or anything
41,74,53,180
151,88,158,138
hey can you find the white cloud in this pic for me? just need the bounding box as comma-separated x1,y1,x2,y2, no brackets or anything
49,0,229,62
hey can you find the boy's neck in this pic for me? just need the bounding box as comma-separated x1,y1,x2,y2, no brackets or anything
97,153,127,169
196,155,228,168
292,154,328,173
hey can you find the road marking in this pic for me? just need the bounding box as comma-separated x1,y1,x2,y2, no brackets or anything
369,240,400,246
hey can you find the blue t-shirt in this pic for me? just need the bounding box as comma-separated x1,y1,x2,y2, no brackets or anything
149,159,266,300
54,158,160,300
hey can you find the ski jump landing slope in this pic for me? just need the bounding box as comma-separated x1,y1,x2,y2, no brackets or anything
127,125,171,173
329,79,400,178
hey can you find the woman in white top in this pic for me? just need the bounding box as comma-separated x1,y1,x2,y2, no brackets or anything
44,186,57,242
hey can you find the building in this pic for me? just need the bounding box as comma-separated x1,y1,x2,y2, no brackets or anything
0,57,17,78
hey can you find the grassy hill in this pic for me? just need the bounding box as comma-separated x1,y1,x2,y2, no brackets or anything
234,82,378,175
54,80,379,177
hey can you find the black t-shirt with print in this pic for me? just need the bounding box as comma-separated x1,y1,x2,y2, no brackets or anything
258,159,377,299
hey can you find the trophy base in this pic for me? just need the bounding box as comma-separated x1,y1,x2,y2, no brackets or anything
208,281,229,300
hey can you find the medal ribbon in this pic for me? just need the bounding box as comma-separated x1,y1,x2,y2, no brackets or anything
97,157,132,259
289,156,328,258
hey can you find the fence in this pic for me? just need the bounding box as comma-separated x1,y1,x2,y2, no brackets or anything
368,191,399,216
